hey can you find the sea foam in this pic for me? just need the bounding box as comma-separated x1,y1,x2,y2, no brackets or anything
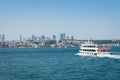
75,53,120,59
97,54,120,59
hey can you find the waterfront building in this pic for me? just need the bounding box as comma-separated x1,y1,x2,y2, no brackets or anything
46,37,51,40
60,33,66,40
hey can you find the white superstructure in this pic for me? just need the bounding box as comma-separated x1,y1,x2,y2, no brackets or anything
77,41,111,56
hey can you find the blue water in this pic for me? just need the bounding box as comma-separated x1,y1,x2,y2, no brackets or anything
0,47,120,80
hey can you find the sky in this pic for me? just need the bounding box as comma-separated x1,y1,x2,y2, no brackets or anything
0,0,120,40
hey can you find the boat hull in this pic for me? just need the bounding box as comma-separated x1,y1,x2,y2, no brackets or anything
76,52,111,57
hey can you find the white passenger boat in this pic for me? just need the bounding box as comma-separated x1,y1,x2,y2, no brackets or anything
77,41,111,56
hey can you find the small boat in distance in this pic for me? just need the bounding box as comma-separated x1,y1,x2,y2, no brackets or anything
77,41,111,56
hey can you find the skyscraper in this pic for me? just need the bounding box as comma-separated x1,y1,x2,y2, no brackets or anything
2,34,5,42
53,35,56,40
32,34,35,41
20,35,22,41
0,34,1,41
67,36,69,40
60,33,66,40
71,36,74,40
41,35,45,40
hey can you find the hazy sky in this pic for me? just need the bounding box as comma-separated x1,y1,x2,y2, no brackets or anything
0,0,120,40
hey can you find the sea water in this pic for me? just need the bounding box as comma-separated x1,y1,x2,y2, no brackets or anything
0,47,120,80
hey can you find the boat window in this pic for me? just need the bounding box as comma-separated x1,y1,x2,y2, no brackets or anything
83,46,96,47
83,49,96,52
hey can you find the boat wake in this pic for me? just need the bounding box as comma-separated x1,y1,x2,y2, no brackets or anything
75,54,120,59
97,54,120,59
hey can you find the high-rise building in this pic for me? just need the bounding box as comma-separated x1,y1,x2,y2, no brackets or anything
2,34,5,42
0,34,1,41
32,34,35,41
20,35,22,41
41,35,45,40
71,36,74,40
53,35,56,40
67,36,69,40
60,33,66,40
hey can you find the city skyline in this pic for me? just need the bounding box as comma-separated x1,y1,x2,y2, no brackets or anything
0,33,75,41
0,0,120,40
